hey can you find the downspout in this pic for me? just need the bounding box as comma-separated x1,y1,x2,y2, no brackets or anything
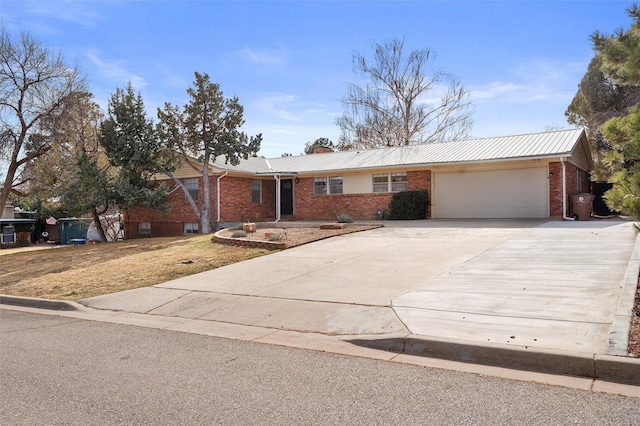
265,159,281,223
216,171,229,226
560,157,575,221
274,174,281,222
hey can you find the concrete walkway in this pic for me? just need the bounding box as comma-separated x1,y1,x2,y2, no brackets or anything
3,219,639,387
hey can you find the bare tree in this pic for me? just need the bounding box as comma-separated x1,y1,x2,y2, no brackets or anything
0,28,85,214
337,38,473,149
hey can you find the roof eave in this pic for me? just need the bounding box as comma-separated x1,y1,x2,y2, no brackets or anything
284,153,574,175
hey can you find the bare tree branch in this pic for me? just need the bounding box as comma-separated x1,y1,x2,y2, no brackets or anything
337,38,473,150
0,28,86,213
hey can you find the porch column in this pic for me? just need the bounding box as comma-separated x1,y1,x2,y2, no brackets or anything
275,175,281,222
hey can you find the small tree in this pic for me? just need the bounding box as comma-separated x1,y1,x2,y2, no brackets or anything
337,38,473,149
157,72,262,234
0,28,86,214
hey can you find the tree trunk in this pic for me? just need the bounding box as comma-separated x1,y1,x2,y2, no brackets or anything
0,169,15,217
0,141,23,216
200,148,212,234
90,207,108,242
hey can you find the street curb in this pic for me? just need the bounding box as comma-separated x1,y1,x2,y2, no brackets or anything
607,229,640,356
0,294,83,311
595,354,640,385
348,334,640,385
3,296,638,385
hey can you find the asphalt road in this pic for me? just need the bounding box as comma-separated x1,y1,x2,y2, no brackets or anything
1,310,638,425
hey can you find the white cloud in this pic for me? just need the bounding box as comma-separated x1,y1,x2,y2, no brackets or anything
244,95,341,157
471,82,522,101
236,46,287,65
244,121,341,158
252,93,326,123
253,94,300,121
470,58,587,105
23,0,108,28
155,63,189,89
86,51,147,89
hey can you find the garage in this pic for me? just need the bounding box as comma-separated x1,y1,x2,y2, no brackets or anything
433,167,549,218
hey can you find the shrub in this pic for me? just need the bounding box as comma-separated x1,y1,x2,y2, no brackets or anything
268,233,282,241
388,190,429,220
231,230,246,238
337,213,353,223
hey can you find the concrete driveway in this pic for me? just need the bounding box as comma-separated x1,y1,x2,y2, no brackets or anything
80,219,637,359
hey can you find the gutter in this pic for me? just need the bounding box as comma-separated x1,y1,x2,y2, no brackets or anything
255,154,573,176
216,171,228,224
560,157,575,221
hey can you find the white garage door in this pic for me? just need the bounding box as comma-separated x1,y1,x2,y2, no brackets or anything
434,167,549,218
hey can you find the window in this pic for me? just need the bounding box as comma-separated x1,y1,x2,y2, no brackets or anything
138,222,151,235
185,178,199,201
329,176,343,194
576,169,583,193
314,177,327,195
184,222,199,234
1,226,15,244
391,172,407,192
372,174,389,192
372,172,407,192
252,179,261,203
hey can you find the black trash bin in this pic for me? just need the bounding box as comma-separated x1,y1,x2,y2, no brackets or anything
569,193,594,221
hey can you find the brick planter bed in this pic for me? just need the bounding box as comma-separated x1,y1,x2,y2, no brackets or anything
213,223,381,250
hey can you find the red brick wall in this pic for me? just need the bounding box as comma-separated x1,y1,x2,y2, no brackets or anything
548,162,563,218
125,175,279,238
125,221,185,239
125,175,216,238
292,170,432,221
549,161,590,218
125,171,435,234
219,176,276,222
408,170,432,218
123,168,437,236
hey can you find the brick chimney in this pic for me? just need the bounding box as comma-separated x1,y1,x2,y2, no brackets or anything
313,147,334,154
2,203,15,219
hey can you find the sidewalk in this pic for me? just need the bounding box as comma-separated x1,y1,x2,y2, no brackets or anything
2,219,639,390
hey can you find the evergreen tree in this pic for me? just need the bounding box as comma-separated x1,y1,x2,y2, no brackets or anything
600,106,640,217
97,84,172,238
157,72,261,233
303,138,335,154
592,3,640,218
565,56,640,180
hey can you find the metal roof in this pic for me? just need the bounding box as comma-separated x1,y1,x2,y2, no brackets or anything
214,129,588,174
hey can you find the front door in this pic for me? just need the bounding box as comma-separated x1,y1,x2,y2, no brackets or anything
280,179,293,216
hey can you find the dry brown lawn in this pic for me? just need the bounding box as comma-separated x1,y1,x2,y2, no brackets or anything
0,235,271,301
0,224,380,302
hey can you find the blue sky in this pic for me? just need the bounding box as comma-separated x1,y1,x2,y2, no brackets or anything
0,0,631,158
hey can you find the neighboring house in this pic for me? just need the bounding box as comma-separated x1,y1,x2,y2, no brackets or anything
125,129,593,237
0,204,37,247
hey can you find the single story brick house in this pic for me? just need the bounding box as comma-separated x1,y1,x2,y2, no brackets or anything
125,129,593,237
